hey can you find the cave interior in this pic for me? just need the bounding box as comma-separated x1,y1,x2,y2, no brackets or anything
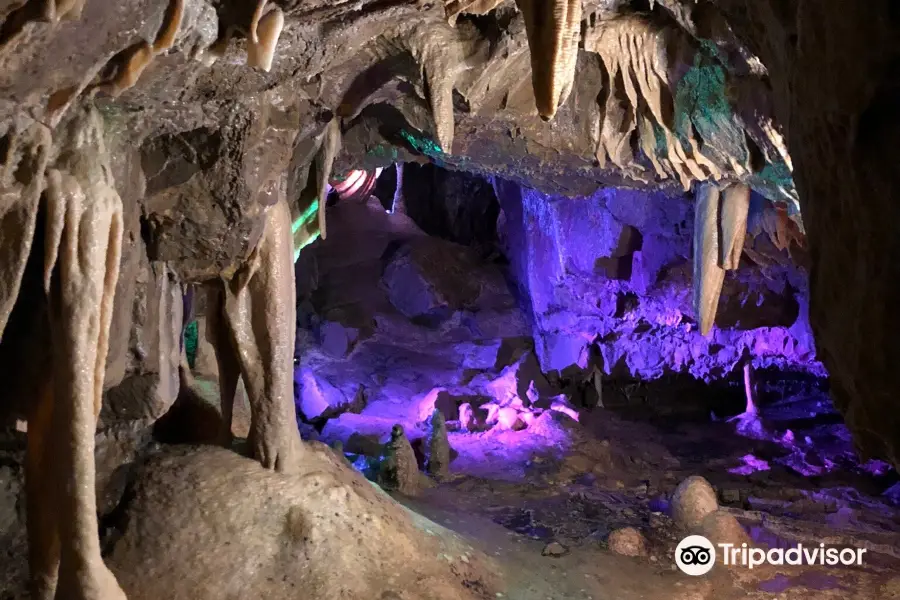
1,0,900,599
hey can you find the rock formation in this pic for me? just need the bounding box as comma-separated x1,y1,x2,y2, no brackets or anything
0,0,898,597
377,424,420,496
426,408,451,480
670,475,719,529
105,444,500,600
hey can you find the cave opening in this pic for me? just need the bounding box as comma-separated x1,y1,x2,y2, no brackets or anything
282,159,897,596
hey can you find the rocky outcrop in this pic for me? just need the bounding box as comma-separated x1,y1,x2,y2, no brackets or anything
494,178,819,380
105,444,501,600
399,162,500,247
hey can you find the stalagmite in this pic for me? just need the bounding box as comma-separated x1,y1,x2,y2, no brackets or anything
426,408,451,480
221,192,304,473
377,424,420,495
727,354,766,439
516,0,582,120
742,360,757,416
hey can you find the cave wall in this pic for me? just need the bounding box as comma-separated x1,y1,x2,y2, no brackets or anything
710,0,900,466
492,178,822,381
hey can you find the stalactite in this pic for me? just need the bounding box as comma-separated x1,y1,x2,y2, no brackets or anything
692,182,725,335
583,16,724,190
692,181,751,335
515,0,582,120
314,118,341,240
384,20,465,153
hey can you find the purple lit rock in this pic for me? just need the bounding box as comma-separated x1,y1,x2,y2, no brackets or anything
295,368,366,422
535,332,590,373
468,352,555,408
415,388,482,422
493,178,823,380
317,320,359,358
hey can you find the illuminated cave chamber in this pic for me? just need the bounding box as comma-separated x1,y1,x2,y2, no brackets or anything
286,161,866,481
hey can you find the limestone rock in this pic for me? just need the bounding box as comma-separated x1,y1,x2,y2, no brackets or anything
381,237,485,324
94,420,154,514
456,402,492,433
670,476,719,529
426,409,451,479
138,108,290,282
697,510,751,547
607,527,649,557
400,162,500,246
541,541,568,557
106,445,501,600
330,440,354,466
377,425,421,496
0,431,26,595
346,432,385,457
296,369,367,423
100,258,183,424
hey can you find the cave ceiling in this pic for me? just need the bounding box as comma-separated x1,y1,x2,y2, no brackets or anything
0,0,798,215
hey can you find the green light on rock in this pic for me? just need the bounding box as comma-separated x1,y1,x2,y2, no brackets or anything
399,129,445,157
184,320,198,369
292,198,321,262
294,231,320,262
293,199,319,235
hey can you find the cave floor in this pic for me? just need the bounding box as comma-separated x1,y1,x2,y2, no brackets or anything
390,392,900,599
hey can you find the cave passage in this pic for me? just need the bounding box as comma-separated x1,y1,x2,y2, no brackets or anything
1,1,900,599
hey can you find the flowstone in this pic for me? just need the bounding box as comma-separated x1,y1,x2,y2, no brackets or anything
106,444,501,600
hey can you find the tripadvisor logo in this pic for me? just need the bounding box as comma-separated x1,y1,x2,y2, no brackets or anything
675,536,717,576
675,535,867,576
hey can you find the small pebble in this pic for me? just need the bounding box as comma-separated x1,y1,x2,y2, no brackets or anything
542,541,568,557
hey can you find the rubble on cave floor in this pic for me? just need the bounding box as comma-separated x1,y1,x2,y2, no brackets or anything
381,387,900,599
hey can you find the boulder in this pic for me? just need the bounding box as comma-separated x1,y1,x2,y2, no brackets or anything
106,446,501,600
296,369,366,423
381,237,484,323
697,510,751,547
670,476,719,529
607,527,649,557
